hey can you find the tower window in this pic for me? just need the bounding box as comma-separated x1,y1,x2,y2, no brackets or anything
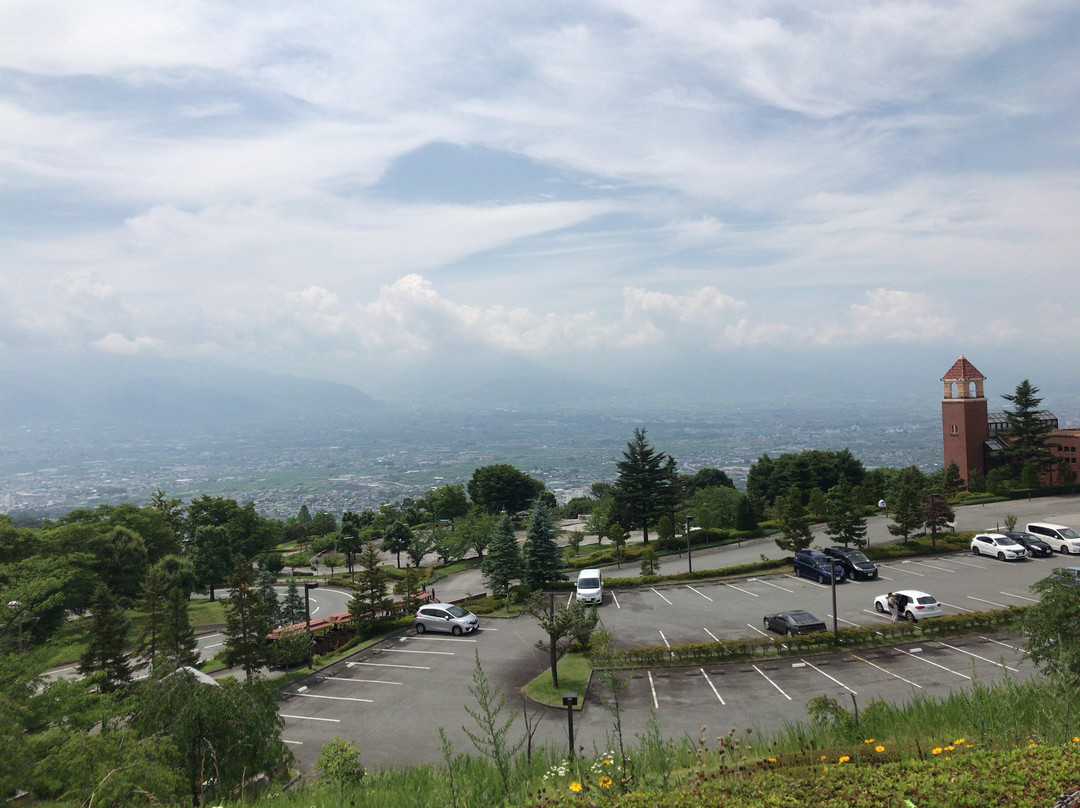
950,425,959,436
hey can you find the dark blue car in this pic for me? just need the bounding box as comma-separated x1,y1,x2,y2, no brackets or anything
793,550,846,584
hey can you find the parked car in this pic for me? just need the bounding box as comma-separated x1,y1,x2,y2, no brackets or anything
413,603,479,635
1003,531,1054,558
970,532,1028,561
575,568,604,605
763,610,827,636
1026,522,1080,554
873,590,943,622
793,550,846,584
823,546,879,580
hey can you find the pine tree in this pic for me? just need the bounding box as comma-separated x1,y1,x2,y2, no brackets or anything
481,514,522,600
1001,379,1056,479
522,499,565,587
888,467,924,543
613,427,672,544
222,561,275,680
350,541,389,634
824,476,867,547
255,568,280,627
78,583,133,694
281,577,306,626
158,588,201,672
135,567,168,667
774,489,813,554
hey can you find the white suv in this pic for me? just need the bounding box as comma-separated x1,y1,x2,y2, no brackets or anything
971,533,1027,561
1026,522,1080,554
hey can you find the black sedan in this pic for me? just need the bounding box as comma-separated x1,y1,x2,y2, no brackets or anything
823,546,879,580
1004,531,1054,558
763,610,827,636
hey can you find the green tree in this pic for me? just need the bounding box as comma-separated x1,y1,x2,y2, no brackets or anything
608,522,627,568
481,514,522,601
323,552,346,580
350,541,389,635
462,650,524,801
382,520,412,568
467,464,545,515
522,499,565,587
404,530,434,569
735,495,758,532
316,737,366,786
77,583,133,695
281,577,306,626
888,467,925,543
656,514,675,547
523,593,598,688
747,449,866,508
824,476,867,547
1021,569,1080,685
158,587,200,672
680,467,736,497
640,546,660,577
1001,379,1056,479
429,483,470,524
90,525,149,604
774,488,813,554
613,427,672,544
190,524,232,602
339,511,365,579
135,567,168,667
459,508,496,559
942,461,965,497
222,561,275,680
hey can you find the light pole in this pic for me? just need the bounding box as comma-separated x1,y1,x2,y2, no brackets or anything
304,581,319,670
562,693,578,758
685,515,693,573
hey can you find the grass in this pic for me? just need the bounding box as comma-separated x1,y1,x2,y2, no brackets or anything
523,653,591,706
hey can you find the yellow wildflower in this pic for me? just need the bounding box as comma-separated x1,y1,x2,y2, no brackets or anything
838,755,850,764
768,757,777,763
599,776,613,788
875,745,885,753
864,738,874,744
954,738,966,745
1073,737,1080,743
820,755,827,762
944,745,954,751
932,747,942,755
569,781,582,793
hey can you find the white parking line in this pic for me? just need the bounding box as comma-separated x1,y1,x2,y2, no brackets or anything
703,627,721,642
799,659,856,694
939,601,974,613
658,630,671,649
281,714,341,722
384,648,455,656
829,614,860,627
893,564,925,576
647,671,659,710
283,739,303,745
747,623,770,637
650,588,673,605
966,595,1009,609
949,558,986,569
897,648,971,680
699,668,725,705
725,582,759,598
610,591,621,609
999,591,1039,603
322,677,402,686
749,578,794,593
847,652,923,688
938,641,1019,672
289,692,374,703
980,635,1022,651
685,585,714,601
751,665,792,700
403,635,477,643
348,662,431,670
908,560,957,573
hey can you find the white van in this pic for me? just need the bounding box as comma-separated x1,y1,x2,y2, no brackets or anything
575,569,603,605
1026,522,1080,554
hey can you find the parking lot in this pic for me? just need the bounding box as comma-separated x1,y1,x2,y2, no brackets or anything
277,543,1076,773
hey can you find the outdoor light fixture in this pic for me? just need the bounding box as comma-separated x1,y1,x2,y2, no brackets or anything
563,692,578,757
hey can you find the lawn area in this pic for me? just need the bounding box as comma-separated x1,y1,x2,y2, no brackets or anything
523,653,591,707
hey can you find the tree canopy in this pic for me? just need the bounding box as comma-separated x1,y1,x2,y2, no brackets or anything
467,464,546,514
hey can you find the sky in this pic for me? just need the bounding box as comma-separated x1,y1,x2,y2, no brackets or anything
2,1,1079,402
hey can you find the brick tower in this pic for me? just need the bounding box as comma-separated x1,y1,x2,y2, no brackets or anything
941,356,989,484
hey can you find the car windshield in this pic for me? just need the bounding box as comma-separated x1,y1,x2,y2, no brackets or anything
579,577,600,588
1061,528,1080,539
446,605,470,618
847,551,870,562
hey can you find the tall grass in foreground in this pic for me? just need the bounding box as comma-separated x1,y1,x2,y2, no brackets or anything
250,675,1077,808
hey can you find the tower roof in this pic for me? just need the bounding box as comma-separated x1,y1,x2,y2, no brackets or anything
941,355,985,382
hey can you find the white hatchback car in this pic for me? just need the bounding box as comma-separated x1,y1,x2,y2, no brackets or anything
971,532,1028,561
874,590,943,622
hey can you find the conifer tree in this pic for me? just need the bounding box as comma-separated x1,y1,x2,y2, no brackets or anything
350,541,390,634
774,488,813,553
1001,379,1056,479
481,514,522,600
824,476,867,547
158,588,200,672
523,499,565,587
135,567,168,666
888,467,924,543
78,583,133,694
222,561,274,680
281,577,306,626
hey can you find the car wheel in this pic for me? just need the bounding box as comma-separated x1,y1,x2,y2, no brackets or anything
763,618,771,630
452,625,463,636
875,601,885,613
415,623,426,634
787,628,796,637
972,546,980,556
906,612,917,623
818,573,826,584
997,552,1005,561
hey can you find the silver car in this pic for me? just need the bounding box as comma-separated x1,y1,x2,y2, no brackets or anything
413,603,479,635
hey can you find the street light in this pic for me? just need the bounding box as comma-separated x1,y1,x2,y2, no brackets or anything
304,581,319,670
685,515,693,573
562,692,578,758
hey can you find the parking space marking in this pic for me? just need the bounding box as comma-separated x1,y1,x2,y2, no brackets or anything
685,585,714,601
283,739,303,745
658,630,672,650
799,659,856,694
402,635,477,643
749,578,794,593
323,677,402,686
893,564,925,576
650,588,673,605
980,636,1022,652
999,591,1038,603
829,614,860,627
349,661,431,670
724,582,759,598
938,641,1019,672
384,648,455,656
966,595,1009,609
949,558,986,569
909,560,957,573
289,692,374,703
847,653,922,688
610,591,621,609
751,665,792,700
897,648,971,680
703,627,721,642
747,623,769,637
699,668,725,705
647,671,659,710
939,601,974,613
282,714,341,722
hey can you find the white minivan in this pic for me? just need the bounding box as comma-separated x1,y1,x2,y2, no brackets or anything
1026,522,1080,554
575,569,603,605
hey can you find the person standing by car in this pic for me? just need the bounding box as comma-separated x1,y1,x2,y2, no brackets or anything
887,592,898,623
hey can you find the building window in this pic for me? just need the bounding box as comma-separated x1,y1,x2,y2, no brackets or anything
950,425,959,436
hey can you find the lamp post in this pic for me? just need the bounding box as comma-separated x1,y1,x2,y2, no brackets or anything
304,581,319,670
562,692,578,758
685,515,693,573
